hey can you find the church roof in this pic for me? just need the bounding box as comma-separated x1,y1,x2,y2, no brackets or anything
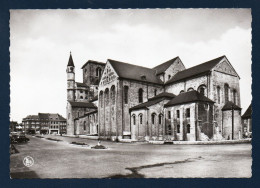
108,59,163,85
129,98,165,111
221,101,241,111
153,57,180,75
148,92,176,101
130,92,175,111
165,90,214,107
76,82,88,88
67,53,75,67
242,104,252,119
165,56,226,85
81,60,105,69
69,101,97,109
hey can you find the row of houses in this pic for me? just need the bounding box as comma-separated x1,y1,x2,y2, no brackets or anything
21,113,67,135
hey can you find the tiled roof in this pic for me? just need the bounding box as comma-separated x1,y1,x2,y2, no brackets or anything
222,101,241,111
165,56,225,85
130,98,164,111
58,114,66,121
242,104,252,119
67,53,75,67
165,90,214,107
153,57,180,75
76,82,88,88
38,113,49,120
81,60,105,69
148,92,176,101
69,101,97,108
108,59,163,85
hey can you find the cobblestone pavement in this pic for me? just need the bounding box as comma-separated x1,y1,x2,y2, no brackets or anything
10,135,252,178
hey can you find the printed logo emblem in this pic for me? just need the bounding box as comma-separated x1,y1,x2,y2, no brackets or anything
23,156,34,167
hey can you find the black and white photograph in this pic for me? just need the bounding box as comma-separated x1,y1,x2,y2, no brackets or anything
9,9,252,178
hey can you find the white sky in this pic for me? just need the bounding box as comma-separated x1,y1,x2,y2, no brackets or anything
10,9,252,123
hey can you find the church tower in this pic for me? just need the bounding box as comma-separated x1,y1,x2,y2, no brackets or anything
66,52,75,101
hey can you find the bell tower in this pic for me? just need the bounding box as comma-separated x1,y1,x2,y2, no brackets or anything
66,52,75,101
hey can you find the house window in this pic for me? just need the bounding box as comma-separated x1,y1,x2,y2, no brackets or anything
154,89,157,96
138,89,143,103
217,86,220,104
159,114,163,124
124,86,129,104
180,90,184,94
187,88,194,91
177,110,180,118
168,111,171,119
177,124,180,133
168,75,171,80
168,125,172,135
105,88,109,105
187,124,190,133
139,114,143,125
80,96,83,99
152,113,156,124
224,84,229,103
186,108,190,118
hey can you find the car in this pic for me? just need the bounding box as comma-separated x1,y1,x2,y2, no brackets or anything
10,133,30,143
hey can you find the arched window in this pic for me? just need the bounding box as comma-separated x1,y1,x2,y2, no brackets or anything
111,85,115,105
139,114,143,124
217,86,220,104
224,84,229,103
84,121,86,130
187,124,190,133
80,96,83,99
105,88,109,105
168,75,171,80
154,89,157,96
233,89,237,105
124,86,129,104
152,113,156,124
187,88,194,91
177,125,180,133
99,91,103,107
198,85,206,96
138,89,143,103
159,114,163,124
132,115,136,125
180,90,184,94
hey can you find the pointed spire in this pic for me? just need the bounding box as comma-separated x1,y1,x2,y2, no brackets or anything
67,51,75,67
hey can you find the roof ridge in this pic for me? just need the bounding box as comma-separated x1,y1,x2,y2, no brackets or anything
108,59,155,71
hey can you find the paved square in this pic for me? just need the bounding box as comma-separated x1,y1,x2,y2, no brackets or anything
10,135,252,178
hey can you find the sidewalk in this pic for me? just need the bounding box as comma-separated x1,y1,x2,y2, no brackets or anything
38,134,251,145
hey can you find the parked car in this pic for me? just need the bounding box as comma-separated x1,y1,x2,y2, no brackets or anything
10,132,30,144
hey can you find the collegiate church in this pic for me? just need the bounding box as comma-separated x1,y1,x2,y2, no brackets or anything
66,53,242,141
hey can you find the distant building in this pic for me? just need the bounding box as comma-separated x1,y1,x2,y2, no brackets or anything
22,113,66,134
242,104,252,138
10,121,19,132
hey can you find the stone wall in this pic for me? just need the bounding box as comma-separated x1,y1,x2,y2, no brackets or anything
222,110,242,139
164,59,186,83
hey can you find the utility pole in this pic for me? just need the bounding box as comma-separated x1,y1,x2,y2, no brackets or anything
231,104,234,140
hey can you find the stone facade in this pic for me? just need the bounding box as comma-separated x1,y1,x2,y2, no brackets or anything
66,54,244,141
